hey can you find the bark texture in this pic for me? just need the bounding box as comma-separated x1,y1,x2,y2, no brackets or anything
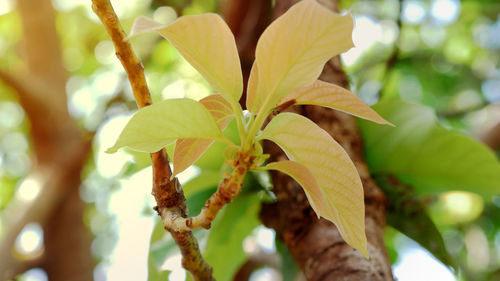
91,1,214,280
257,1,395,280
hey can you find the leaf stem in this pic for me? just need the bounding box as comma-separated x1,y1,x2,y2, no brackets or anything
230,100,248,145
91,1,214,280
243,108,269,151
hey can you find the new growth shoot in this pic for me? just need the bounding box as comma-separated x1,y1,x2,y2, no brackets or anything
107,0,393,258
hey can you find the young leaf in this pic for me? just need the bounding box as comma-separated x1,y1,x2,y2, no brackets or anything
172,95,234,177
358,99,500,196
263,161,322,215
245,62,258,112
129,15,243,103
246,0,354,114
258,112,368,257
107,98,225,153
280,80,393,126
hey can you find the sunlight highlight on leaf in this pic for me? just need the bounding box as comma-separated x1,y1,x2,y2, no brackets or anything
280,80,394,125
247,0,354,115
107,98,225,153
129,15,243,103
173,95,234,178
258,113,368,257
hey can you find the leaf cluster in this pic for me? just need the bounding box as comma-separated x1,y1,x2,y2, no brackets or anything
107,0,393,257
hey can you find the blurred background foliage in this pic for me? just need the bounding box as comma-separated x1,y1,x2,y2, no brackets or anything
0,0,499,281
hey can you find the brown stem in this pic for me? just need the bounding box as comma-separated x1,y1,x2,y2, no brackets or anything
162,151,254,231
90,1,213,280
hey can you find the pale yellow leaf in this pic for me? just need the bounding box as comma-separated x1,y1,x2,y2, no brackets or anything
263,161,323,216
245,62,258,112
280,80,394,126
173,95,234,177
107,98,225,153
129,15,243,103
247,0,354,115
127,16,176,39
258,112,368,257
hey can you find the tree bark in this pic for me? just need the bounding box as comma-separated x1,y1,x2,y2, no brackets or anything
255,0,394,280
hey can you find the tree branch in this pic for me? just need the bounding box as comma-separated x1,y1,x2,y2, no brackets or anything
162,151,254,231
1,0,94,278
90,1,213,280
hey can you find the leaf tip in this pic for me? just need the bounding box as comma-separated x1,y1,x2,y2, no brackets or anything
383,120,396,127
362,251,370,259
105,146,118,154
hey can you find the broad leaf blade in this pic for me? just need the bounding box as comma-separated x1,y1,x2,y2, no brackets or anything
129,15,243,103
258,113,367,257
281,80,393,126
173,95,234,177
107,98,224,153
358,99,500,196
263,161,322,215
376,175,456,270
245,62,259,112
182,169,221,198
148,218,172,281
247,0,354,114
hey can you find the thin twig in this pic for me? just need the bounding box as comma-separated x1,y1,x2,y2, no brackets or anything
162,151,254,231
90,1,214,280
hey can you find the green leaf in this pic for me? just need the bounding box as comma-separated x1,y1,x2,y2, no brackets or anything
182,169,221,198
186,187,218,216
148,218,174,280
246,0,354,115
173,94,234,177
148,253,170,281
376,175,456,270
358,99,500,196
129,15,243,103
258,112,368,257
276,239,299,281
280,80,393,126
204,193,261,280
107,98,225,153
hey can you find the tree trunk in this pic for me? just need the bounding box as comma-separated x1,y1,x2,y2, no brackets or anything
0,0,95,279
225,0,395,279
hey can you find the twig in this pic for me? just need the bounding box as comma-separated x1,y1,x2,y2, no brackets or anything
162,151,254,231
90,1,214,280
